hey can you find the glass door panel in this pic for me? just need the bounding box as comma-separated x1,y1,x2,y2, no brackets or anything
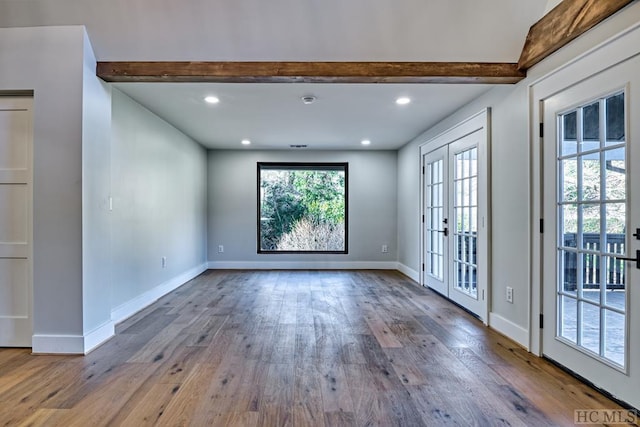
453,147,478,299
557,91,627,368
427,159,445,280
423,146,448,296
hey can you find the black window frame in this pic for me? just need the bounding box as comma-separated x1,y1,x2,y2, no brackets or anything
257,162,349,254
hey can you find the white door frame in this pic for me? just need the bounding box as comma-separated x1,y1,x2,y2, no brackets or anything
529,21,640,355
419,109,491,323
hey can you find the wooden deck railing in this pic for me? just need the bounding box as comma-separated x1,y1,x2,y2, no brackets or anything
562,233,626,291
454,233,625,291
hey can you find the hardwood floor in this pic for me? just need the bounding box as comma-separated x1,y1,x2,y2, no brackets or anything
0,270,631,426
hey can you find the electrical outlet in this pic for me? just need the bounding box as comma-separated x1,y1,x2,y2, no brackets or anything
162,256,167,268
382,244,388,253
218,245,224,253
506,286,513,303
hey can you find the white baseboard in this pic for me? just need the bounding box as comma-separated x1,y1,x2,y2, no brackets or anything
111,262,208,324
207,261,399,270
397,263,419,283
489,312,529,349
83,320,115,354
32,334,85,354
33,320,115,355
31,263,207,354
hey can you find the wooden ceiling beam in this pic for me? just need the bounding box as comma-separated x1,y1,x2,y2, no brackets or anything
518,0,635,71
96,61,525,84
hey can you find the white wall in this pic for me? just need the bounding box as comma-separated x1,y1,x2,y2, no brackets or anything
208,150,398,268
110,89,208,315
81,31,114,345
398,1,640,347
0,26,86,352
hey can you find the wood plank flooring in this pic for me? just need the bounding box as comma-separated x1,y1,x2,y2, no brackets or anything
0,270,631,426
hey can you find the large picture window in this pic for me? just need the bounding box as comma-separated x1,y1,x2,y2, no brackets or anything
257,162,348,253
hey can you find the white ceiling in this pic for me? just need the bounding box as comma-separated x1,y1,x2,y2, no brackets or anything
114,83,492,150
0,0,550,150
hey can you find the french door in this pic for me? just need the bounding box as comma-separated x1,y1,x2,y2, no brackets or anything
542,56,639,408
422,119,488,320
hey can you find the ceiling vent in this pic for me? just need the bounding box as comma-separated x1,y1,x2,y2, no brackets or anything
301,96,316,105
290,144,308,148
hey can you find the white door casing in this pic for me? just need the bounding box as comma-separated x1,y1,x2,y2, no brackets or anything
0,97,33,347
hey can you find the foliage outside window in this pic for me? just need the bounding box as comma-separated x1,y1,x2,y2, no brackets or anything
258,163,348,253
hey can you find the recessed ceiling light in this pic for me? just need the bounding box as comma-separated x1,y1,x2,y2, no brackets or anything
396,97,411,105
241,139,251,145
204,96,220,104
361,139,371,146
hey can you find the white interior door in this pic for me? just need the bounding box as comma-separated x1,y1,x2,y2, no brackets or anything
0,97,33,347
423,146,448,296
421,111,489,322
542,56,640,408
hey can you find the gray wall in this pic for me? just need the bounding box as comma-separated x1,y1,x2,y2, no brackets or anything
0,27,209,351
111,89,208,309
0,26,86,345
208,150,397,266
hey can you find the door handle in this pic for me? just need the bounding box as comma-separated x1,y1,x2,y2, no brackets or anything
633,228,640,240
618,250,640,269
437,227,449,237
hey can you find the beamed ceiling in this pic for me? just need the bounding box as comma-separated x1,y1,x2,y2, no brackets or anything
0,0,634,149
